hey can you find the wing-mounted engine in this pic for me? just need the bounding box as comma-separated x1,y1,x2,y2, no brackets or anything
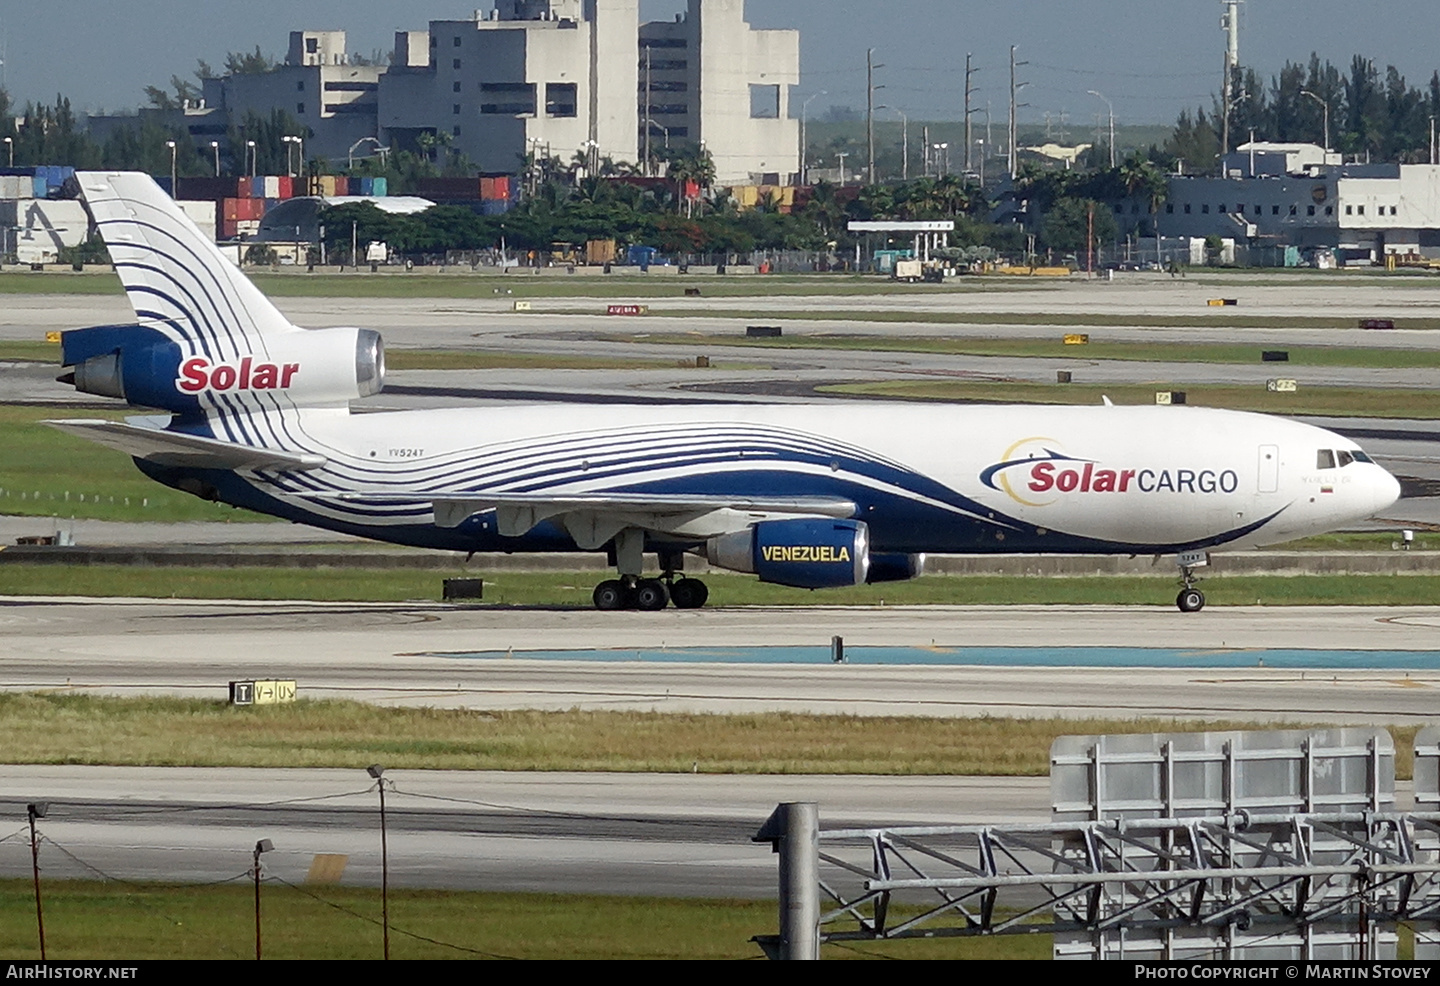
707,518,872,589
58,323,384,412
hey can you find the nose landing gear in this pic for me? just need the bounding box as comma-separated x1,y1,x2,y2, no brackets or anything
1174,550,1210,613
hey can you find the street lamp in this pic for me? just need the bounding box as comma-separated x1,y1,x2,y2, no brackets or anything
4,136,12,167
210,141,220,177
1300,89,1330,153
252,839,273,961
1087,90,1115,169
367,764,390,961
246,140,256,178
165,140,177,198
976,139,985,186
932,142,949,177
800,90,826,185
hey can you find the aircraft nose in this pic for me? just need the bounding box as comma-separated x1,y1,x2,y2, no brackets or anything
1371,468,1402,516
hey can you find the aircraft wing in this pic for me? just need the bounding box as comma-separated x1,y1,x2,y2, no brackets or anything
46,419,328,472
299,491,858,548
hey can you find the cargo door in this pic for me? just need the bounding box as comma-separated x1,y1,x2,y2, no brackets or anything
1257,445,1279,494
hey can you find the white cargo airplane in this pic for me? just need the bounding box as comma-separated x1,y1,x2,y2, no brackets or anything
48,173,1401,612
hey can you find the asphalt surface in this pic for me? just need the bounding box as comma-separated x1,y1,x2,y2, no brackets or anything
3,598,1439,723
0,767,1051,898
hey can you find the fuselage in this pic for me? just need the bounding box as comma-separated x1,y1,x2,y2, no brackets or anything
152,401,1401,557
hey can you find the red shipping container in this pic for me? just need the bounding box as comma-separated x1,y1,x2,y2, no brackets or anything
277,176,293,199
221,218,239,239
493,175,510,201
222,198,241,221
239,198,264,221
479,177,496,200
333,177,349,196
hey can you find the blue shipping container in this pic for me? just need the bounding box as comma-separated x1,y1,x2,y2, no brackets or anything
154,176,173,195
32,176,48,198
480,199,512,216
372,177,387,197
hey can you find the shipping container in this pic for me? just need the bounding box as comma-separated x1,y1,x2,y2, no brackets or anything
333,176,349,197
480,198,512,216
32,176,48,198
243,198,265,221
494,175,511,201
372,177,387,197
261,176,279,199
0,176,32,199
479,177,497,201
417,177,481,201
221,218,239,239
277,176,293,199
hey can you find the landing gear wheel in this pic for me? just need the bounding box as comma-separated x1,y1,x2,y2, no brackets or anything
670,578,709,609
594,580,630,611
1177,588,1205,613
634,579,671,612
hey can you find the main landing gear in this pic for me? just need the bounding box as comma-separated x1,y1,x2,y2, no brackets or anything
592,574,710,611
592,532,709,611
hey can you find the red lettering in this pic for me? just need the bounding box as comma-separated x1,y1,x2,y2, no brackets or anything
1028,462,1055,492
281,363,300,387
177,357,208,393
1080,462,1094,492
210,364,237,390
1092,469,1117,493
239,356,252,389
1119,469,1136,492
1056,469,1080,492
251,363,278,389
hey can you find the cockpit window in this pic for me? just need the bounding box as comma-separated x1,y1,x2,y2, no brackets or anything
1316,449,1336,469
1337,450,1355,468
1351,450,1374,464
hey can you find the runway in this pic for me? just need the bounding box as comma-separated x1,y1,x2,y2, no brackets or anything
0,767,1050,898
3,599,1439,723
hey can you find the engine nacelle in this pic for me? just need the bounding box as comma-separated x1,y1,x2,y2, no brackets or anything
707,519,870,589
61,324,384,412
866,553,926,584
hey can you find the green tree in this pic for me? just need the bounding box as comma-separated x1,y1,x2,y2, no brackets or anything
1039,197,1117,255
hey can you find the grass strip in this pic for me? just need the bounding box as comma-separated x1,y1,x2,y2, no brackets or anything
0,694,1417,778
4,565,1440,605
633,331,1440,367
0,879,1044,960
0,406,276,524
821,379,1440,419
639,308,1440,330
385,348,684,371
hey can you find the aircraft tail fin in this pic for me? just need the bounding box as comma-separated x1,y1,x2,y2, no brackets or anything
76,171,298,359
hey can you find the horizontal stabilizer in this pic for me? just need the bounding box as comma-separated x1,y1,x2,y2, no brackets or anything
46,419,326,472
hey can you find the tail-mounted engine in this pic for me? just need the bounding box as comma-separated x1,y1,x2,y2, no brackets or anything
58,324,384,412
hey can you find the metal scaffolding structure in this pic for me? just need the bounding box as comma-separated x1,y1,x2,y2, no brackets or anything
753,728,1440,960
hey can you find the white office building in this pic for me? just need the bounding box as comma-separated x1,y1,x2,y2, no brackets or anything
201,31,384,162
638,0,800,184
379,2,639,175
1104,143,1440,263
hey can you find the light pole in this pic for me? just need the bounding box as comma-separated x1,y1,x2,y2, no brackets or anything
4,136,12,167
976,139,985,186
367,764,390,960
246,140,256,178
878,105,908,181
799,90,826,185
1300,89,1330,153
932,142,949,178
1087,90,1115,168
282,135,298,179
165,141,177,197
210,141,220,177
252,839,273,961
28,803,46,960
